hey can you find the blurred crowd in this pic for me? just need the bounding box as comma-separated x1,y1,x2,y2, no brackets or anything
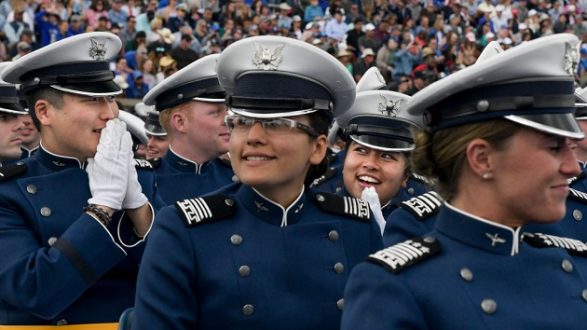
2,0,587,97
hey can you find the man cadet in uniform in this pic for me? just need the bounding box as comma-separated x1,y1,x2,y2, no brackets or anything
0,32,158,325
133,35,382,329
142,53,234,204
143,110,169,160
0,62,27,166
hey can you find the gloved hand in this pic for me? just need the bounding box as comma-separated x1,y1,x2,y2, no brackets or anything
87,119,131,210
361,187,386,236
122,157,149,210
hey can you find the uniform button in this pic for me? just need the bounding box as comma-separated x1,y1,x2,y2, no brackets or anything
335,187,342,193
333,262,345,274
328,230,339,241
239,265,251,277
230,234,243,246
225,198,234,206
316,194,325,202
573,209,583,221
56,319,67,325
423,236,436,244
582,289,587,302
407,187,415,195
336,298,344,310
459,267,474,282
40,207,51,217
47,237,57,246
561,259,574,273
26,184,37,194
481,299,497,314
242,304,254,316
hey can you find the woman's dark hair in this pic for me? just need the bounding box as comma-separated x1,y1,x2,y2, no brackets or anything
304,110,332,186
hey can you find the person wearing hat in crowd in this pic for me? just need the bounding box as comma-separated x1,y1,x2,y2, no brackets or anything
133,35,383,329
336,48,354,74
277,3,293,30
0,62,27,166
143,110,169,161
341,33,587,328
141,54,234,205
0,32,159,325
353,48,376,82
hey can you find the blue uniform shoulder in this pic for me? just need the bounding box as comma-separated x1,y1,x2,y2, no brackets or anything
134,158,155,170
313,191,371,222
368,236,441,274
567,188,587,205
146,157,161,169
522,232,587,257
409,173,431,186
175,194,237,227
309,166,338,188
0,163,27,182
399,191,443,221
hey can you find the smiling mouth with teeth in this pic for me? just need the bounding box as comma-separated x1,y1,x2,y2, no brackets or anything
358,175,380,184
246,156,272,161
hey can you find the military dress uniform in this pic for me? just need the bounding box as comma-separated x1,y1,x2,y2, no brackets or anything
142,54,235,204
134,35,383,329
152,149,235,204
0,148,157,325
0,32,159,325
343,204,587,329
135,183,382,329
342,34,587,329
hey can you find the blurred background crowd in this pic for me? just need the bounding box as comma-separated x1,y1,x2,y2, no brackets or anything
2,0,587,98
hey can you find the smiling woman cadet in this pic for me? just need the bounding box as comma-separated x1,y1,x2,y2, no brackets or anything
341,33,587,329
334,89,423,231
132,35,383,330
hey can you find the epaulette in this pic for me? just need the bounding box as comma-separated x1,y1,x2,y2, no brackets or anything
175,195,236,227
218,156,231,167
0,163,27,182
368,236,440,274
567,188,587,205
410,173,431,185
309,166,338,188
147,158,161,168
522,232,587,257
568,170,587,186
314,192,370,222
400,191,443,221
134,158,154,170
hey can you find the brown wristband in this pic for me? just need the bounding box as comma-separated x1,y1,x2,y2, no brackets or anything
84,204,113,226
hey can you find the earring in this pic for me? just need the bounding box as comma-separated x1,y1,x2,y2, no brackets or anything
482,173,491,179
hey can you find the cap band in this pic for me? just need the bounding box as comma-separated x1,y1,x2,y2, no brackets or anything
427,80,575,131
156,77,225,112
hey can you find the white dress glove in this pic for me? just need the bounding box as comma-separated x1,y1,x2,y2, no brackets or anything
361,187,386,236
122,157,149,210
87,119,131,210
